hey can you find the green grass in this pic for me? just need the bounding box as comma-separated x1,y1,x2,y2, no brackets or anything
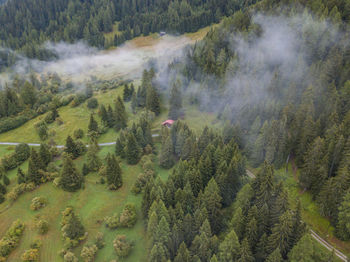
0,145,149,262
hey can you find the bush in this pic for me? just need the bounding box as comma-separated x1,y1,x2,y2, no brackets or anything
119,204,137,228
105,203,137,229
87,98,98,109
21,249,39,261
15,143,30,162
0,220,25,259
73,129,84,139
36,219,49,235
80,244,98,262
0,115,31,134
63,251,78,262
113,235,133,258
30,197,47,211
7,183,35,201
95,232,105,249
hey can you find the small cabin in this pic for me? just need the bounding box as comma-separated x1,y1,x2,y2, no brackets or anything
162,119,174,128
160,31,166,36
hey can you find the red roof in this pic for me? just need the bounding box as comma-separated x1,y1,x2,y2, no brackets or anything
162,120,175,126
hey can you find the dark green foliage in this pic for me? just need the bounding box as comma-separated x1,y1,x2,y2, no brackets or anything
106,153,123,190
168,82,183,120
159,136,174,169
27,148,44,185
17,168,26,184
87,97,98,109
114,96,127,131
2,175,9,186
125,133,141,165
61,207,85,241
88,114,99,133
146,85,161,116
59,154,83,192
82,163,89,176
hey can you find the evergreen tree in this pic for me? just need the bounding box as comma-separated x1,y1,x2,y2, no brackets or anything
159,136,175,169
218,229,240,262
65,135,79,159
106,153,123,190
114,96,127,131
174,242,191,262
336,191,350,240
61,207,85,241
168,82,183,120
27,148,43,185
86,142,102,172
266,248,282,262
146,85,161,115
17,167,26,184
59,154,83,192
125,133,141,165
39,143,51,167
238,238,255,262
88,114,99,133
202,178,222,234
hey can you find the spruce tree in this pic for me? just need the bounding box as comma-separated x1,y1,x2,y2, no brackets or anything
159,136,175,169
202,178,222,234
146,85,161,115
238,238,254,262
17,168,26,184
59,154,83,192
266,248,282,262
39,143,51,167
218,229,240,262
106,153,123,190
27,148,43,185
87,142,102,172
100,104,108,125
174,242,191,262
65,135,79,159
168,82,183,120
114,96,127,131
125,133,141,165
88,113,99,133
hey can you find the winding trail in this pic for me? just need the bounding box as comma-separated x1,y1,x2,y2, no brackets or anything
245,169,348,262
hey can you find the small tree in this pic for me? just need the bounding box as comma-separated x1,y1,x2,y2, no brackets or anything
59,154,83,192
159,136,174,169
106,153,123,190
113,235,133,258
125,133,141,165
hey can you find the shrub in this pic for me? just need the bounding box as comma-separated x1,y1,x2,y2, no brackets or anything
80,244,98,262
119,204,137,228
105,203,137,229
2,175,9,186
0,115,31,134
36,219,49,235
35,121,48,141
30,197,47,211
87,98,98,109
0,220,25,260
73,129,84,139
21,249,39,261
95,232,105,249
15,143,30,162
113,235,133,258
63,251,78,262
7,183,35,201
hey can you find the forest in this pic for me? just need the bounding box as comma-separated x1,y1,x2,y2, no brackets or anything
0,0,349,261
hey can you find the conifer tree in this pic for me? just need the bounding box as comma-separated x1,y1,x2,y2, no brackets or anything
218,229,240,262
168,82,183,120
336,191,350,240
146,85,161,115
86,141,102,172
159,136,175,169
39,143,51,167
61,207,85,241
100,104,108,125
65,135,79,159
266,248,282,262
114,96,127,131
106,153,123,190
59,154,83,192
174,242,191,262
125,133,141,165
27,148,43,185
88,113,99,133
238,238,254,262
202,178,222,234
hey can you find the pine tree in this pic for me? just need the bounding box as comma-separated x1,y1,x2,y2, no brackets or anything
266,248,282,262
106,153,123,190
61,207,85,241
59,154,83,192
202,178,222,234
174,242,191,262
168,82,183,120
146,85,161,115
39,143,51,167
27,148,43,185
159,136,175,169
88,114,99,133
86,142,102,172
65,135,79,159
114,96,127,131
267,211,294,257
125,133,141,165
238,238,255,262
100,104,108,125
336,191,350,240
218,229,240,262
